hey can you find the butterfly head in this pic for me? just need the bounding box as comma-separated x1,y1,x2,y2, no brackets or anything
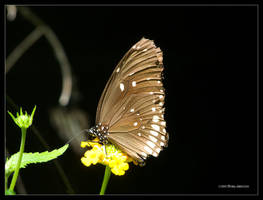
87,123,109,145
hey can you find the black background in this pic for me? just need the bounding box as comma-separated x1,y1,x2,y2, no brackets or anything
5,5,258,195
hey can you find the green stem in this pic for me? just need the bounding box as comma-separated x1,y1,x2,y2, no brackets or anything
9,127,27,192
6,96,75,194
5,175,8,191
99,165,111,195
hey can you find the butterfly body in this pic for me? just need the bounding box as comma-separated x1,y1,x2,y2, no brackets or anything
87,38,168,166
87,123,109,145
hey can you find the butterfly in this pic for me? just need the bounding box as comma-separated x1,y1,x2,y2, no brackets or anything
87,37,168,166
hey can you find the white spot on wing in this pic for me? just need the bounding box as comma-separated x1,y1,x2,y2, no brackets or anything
152,115,159,122
141,152,147,158
151,124,160,132
153,152,158,157
132,81,136,87
153,115,159,120
150,130,158,136
156,148,161,153
116,67,120,73
144,146,153,154
133,122,138,126
161,135,165,141
160,142,165,146
149,135,157,143
120,83,125,92
161,121,166,126
137,132,142,136
130,108,134,112
147,141,156,148
151,107,156,112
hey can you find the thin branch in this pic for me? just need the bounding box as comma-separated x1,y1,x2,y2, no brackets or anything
6,27,43,73
6,5,17,21
12,6,73,106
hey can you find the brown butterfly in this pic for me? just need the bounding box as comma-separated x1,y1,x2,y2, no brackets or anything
87,37,168,166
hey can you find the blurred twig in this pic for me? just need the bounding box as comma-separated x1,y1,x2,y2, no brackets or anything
6,6,75,193
6,6,73,106
6,95,75,194
7,5,17,21
6,27,43,73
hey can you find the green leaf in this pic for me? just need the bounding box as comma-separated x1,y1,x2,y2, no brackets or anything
8,111,18,127
5,144,69,176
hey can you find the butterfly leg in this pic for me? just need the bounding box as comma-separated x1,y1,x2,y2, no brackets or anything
85,139,100,150
104,145,108,157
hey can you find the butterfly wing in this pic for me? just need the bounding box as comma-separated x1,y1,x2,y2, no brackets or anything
96,38,168,163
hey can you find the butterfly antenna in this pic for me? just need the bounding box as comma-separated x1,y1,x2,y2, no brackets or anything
66,129,90,144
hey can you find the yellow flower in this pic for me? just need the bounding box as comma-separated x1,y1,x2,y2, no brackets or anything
81,145,103,166
80,140,132,176
109,154,129,176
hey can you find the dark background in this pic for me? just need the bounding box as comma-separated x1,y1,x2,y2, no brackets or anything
5,5,258,194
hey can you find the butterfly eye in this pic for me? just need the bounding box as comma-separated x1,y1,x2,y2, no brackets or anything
88,37,168,164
